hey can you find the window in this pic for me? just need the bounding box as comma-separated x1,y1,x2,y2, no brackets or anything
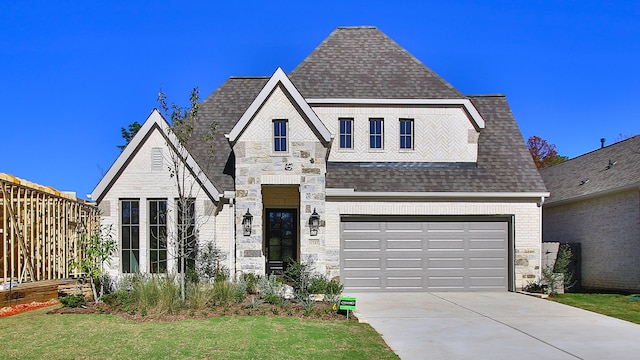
399,119,414,149
339,118,353,149
176,198,196,273
121,199,139,273
273,120,288,152
149,199,167,273
369,118,383,149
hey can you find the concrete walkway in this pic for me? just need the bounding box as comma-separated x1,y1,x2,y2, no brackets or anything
351,292,640,360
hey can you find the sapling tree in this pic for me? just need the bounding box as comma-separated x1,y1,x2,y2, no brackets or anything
157,86,217,302
70,222,116,301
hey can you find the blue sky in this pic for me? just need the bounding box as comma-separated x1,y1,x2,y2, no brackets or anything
1,1,638,199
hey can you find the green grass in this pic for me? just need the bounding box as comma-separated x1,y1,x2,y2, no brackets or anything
0,306,398,360
550,293,640,324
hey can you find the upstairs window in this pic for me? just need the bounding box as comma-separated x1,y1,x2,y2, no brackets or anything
369,118,383,149
399,119,414,149
121,199,140,273
273,120,288,152
339,118,353,149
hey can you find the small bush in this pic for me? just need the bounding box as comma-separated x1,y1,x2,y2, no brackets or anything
102,290,132,306
60,294,87,308
257,275,285,304
241,273,260,294
212,281,237,306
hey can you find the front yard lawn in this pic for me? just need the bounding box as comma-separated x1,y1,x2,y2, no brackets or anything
550,293,640,324
0,306,398,359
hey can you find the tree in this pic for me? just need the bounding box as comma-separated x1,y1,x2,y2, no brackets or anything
527,135,568,169
157,86,217,302
70,222,116,301
117,121,142,151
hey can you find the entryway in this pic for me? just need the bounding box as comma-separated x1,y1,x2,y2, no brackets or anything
265,208,297,274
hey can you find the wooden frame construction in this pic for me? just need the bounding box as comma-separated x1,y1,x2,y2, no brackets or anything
0,173,99,283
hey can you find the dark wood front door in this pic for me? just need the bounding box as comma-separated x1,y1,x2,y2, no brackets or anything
265,209,297,275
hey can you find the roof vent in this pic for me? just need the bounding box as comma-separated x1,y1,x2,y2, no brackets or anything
580,179,590,186
600,138,606,148
607,159,617,169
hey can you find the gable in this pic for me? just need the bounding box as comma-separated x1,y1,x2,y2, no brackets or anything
91,109,220,203
226,68,331,146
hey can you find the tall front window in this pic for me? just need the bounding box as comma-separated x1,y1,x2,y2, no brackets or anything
273,120,288,152
176,198,196,273
369,118,383,149
339,118,353,149
121,199,139,273
149,199,167,273
399,119,414,149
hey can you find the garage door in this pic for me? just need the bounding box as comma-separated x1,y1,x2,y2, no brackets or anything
341,219,509,292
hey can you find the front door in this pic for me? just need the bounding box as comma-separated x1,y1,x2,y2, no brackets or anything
265,209,297,275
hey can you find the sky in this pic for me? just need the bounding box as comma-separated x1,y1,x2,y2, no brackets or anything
1,1,639,199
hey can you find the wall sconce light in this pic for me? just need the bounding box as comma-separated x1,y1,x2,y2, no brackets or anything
309,208,320,236
242,209,253,236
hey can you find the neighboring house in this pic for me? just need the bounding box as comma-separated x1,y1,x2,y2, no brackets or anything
540,135,640,292
91,26,547,292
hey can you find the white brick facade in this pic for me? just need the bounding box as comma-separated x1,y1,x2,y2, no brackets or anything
98,128,219,278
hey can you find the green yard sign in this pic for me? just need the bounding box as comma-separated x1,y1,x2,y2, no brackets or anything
339,297,356,311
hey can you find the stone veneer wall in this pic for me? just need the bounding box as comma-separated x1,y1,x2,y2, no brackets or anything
233,85,328,274
543,189,640,292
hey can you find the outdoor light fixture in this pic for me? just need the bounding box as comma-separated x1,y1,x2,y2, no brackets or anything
242,209,253,236
309,208,320,236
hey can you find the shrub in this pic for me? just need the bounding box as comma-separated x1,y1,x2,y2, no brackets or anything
186,282,215,309
241,273,260,294
212,280,237,306
60,294,87,308
257,274,285,304
102,290,132,306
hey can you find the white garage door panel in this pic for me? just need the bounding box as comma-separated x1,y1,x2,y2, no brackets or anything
341,219,508,292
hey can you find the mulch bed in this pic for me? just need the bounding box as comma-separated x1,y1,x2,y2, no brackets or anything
0,299,60,318
46,299,357,323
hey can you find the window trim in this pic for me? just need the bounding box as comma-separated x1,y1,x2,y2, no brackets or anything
399,118,414,150
369,118,384,150
339,118,354,150
273,119,288,153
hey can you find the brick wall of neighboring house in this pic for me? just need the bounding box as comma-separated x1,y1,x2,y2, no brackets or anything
99,128,219,278
543,189,640,292
325,200,543,290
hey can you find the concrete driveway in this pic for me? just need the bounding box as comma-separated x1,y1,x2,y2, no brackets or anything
351,292,640,360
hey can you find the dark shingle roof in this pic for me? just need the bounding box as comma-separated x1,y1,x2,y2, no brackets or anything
326,95,547,193
191,27,546,195
540,135,640,205
289,26,461,99
191,77,269,192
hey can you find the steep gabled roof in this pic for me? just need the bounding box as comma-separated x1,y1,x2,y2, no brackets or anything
325,95,548,193
289,26,462,99
226,68,332,145
540,135,640,205
91,109,220,202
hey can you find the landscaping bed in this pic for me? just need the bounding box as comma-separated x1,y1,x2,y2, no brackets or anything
47,296,354,323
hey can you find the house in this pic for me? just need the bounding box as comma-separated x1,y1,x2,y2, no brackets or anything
540,135,640,292
91,26,548,292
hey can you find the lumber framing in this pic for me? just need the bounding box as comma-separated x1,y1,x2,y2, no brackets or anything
0,173,99,283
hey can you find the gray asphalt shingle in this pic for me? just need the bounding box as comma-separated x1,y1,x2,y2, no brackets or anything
540,135,640,204
189,27,546,195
